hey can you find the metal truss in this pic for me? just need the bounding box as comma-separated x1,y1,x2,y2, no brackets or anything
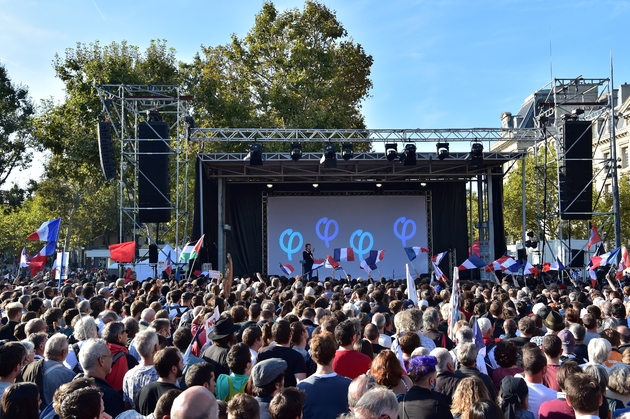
533,77,621,265
94,84,193,250
190,127,540,144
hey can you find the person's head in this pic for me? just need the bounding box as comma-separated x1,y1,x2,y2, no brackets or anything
0,341,27,379
155,347,184,379
310,331,337,366
451,376,490,416
135,329,159,359
457,342,479,367
569,323,586,342
1,382,39,419
58,387,103,419
173,327,194,352
52,377,96,415
564,372,602,415
335,319,359,347
542,334,563,359
371,313,386,331
556,360,582,391
398,331,421,357
352,386,397,419
102,321,127,345
243,326,262,350
348,374,377,411
251,359,287,397
78,338,111,376
271,320,292,345
171,386,219,419
227,343,252,375
24,318,46,336
494,341,518,368
601,328,621,348
588,338,612,364
468,400,505,419
608,362,630,395
498,376,528,415
370,350,404,388
406,354,438,388
269,387,304,419
583,364,609,396
364,324,379,342
226,393,260,419
430,347,454,373
155,389,183,419
44,333,69,361
185,362,216,394
518,317,535,336
522,348,547,378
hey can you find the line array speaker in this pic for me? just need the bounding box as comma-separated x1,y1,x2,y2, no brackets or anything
138,122,171,223
97,122,116,181
559,120,593,220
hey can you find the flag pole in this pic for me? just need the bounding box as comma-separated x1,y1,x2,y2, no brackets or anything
409,260,420,277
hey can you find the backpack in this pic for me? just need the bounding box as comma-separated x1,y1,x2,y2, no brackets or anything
225,376,248,402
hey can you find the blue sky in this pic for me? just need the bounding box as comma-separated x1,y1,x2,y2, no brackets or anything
2,0,630,185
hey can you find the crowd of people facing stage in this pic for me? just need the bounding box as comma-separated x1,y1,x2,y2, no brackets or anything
2,268,630,419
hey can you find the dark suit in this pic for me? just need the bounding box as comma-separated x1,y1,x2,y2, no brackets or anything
455,366,498,401
303,249,314,279
398,386,453,419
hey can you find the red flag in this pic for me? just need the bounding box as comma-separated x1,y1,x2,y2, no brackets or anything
587,223,602,250
542,262,551,273
29,254,47,277
109,241,136,263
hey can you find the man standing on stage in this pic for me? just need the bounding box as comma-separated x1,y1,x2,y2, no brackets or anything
303,243,315,279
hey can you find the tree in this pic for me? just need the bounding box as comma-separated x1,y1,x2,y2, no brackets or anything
0,62,36,188
185,1,373,135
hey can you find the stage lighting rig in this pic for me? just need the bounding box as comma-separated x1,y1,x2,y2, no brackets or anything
470,142,484,166
320,144,337,168
245,144,263,166
290,143,302,161
403,144,417,166
436,142,450,160
342,143,353,161
385,144,398,162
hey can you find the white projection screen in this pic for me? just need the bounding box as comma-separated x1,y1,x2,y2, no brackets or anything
267,195,429,279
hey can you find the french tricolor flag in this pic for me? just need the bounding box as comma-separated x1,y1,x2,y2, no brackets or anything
458,254,486,270
325,255,341,270
590,247,620,270
404,246,429,262
333,248,355,262
19,247,30,268
523,262,538,276
587,223,602,250
485,255,510,272
279,263,294,276
501,257,521,273
28,218,61,242
432,250,448,264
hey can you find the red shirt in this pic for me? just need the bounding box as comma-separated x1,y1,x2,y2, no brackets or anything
543,364,561,392
332,350,372,380
538,398,575,419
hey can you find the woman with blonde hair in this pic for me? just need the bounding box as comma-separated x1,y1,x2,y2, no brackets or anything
369,350,413,399
451,376,490,419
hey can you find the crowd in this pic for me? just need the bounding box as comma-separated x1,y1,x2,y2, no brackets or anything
1,265,630,419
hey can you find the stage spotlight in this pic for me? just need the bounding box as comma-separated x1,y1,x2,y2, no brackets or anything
146,109,163,122
436,142,450,160
342,143,353,161
312,183,319,188
320,144,337,168
385,144,398,162
376,183,382,188
403,144,417,166
290,143,302,161
470,142,484,166
245,144,263,166
267,184,273,188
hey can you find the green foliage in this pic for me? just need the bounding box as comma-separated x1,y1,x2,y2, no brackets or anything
0,62,36,188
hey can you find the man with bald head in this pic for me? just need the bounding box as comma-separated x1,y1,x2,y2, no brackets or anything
171,386,219,419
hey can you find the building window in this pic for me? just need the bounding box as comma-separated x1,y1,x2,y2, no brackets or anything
604,152,610,161
623,147,629,168
605,184,611,194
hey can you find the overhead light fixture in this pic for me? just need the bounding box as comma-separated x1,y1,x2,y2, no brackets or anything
267,184,273,188
290,143,302,161
470,142,484,166
312,183,319,188
420,182,427,187
403,144,417,166
436,142,449,160
385,144,398,162
320,144,337,168
342,143,353,161
376,183,382,188
245,144,263,166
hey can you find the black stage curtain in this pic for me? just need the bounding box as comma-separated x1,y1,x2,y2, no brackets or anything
430,183,469,268
225,184,263,276
192,158,218,271
492,167,507,258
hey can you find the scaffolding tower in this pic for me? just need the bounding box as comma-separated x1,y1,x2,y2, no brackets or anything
94,84,193,251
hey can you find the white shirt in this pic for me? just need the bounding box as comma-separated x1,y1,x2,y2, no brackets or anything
378,333,392,348
525,382,557,418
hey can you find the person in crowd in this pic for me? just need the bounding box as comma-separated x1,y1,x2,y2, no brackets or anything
468,400,506,419
454,342,498,400
397,355,452,419
332,319,372,380
569,323,589,363
242,326,263,366
215,343,252,401
268,387,304,419
347,374,377,413
538,360,582,419
542,335,563,391
65,315,98,372
57,387,104,419
607,362,630,407
369,349,413,399
170,386,220,419
430,347,460,405
522,348,557,418
584,338,613,370
0,302,23,341
173,326,205,390
123,329,160,409
353,386,398,419
135,347,183,415
564,373,602,419
250,359,287,419
102,321,137,392
297,331,351,419
0,382,40,419
40,377,95,419
257,320,306,386
0,341,26,396
492,340,524,390
498,376,534,419
184,361,216,394
227,393,260,419
451,376,489,419
583,363,621,414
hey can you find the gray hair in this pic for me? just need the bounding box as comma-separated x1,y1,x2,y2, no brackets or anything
141,308,156,322
135,330,159,359
397,309,423,334
602,318,619,331
411,346,430,357
608,362,630,395
477,318,492,335
588,338,612,364
79,338,109,371
20,340,34,354
343,303,358,318
44,333,69,360
422,308,439,330
456,326,473,344
372,313,386,330
25,318,45,336
457,342,478,367
72,315,98,341
569,323,586,341
77,300,90,314
583,363,609,395
102,321,125,343
99,310,118,323
348,374,377,409
353,386,398,419
430,347,452,373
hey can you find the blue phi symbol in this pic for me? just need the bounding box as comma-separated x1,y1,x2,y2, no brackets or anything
393,217,416,247
279,229,303,261
350,229,374,261
315,217,339,248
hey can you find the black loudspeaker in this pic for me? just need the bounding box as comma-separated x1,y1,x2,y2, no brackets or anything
559,120,592,220
148,244,159,264
570,249,585,268
517,248,526,261
138,122,171,223
97,122,116,181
